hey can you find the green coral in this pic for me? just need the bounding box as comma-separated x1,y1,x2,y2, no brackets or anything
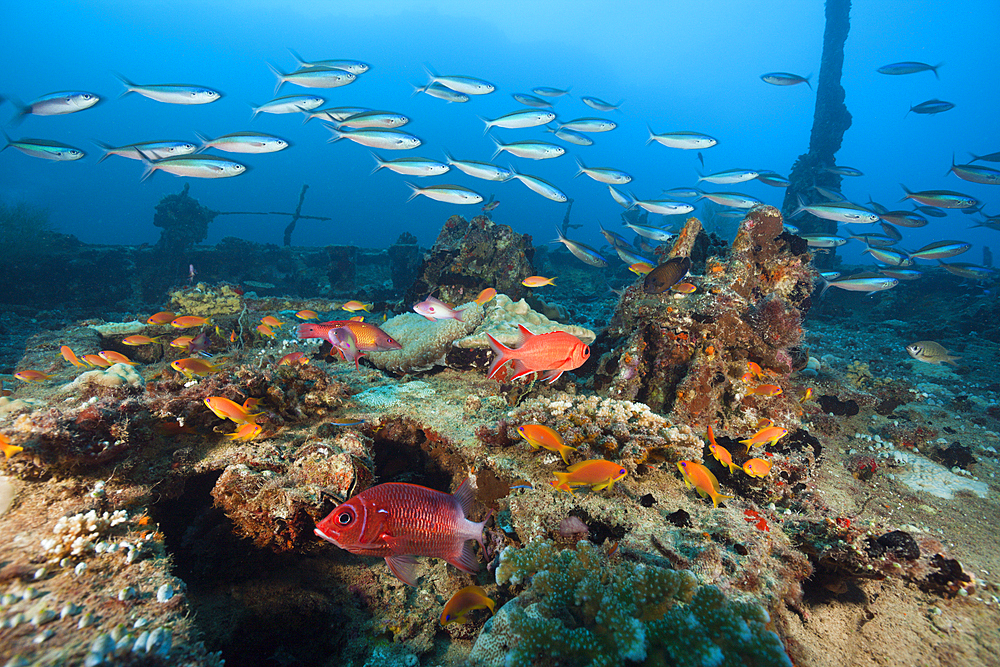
476,539,791,667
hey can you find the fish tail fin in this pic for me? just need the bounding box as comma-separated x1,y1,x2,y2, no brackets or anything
369,151,386,174
323,122,344,144
791,194,807,218
138,152,156,183
113,72,136,99
805,73,813,90
899,183,913,201
485,333,512,379
931,62,943,80
287,47,308,68
194,132,211,153
404,181,422,203
968,152,982,163
945,153,956,177
558,443,577,465
0,129,10,152
489,135,503,160
91,139,114,163
422,63,438,83
266,62,286,95
712,491,734,508
574,156,586,178
645,124,656,146
453,308,465,322
7,96,27,127
478,115,492,136
249,103,261,122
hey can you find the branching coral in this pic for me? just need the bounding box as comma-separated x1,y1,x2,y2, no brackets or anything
471,539,791,667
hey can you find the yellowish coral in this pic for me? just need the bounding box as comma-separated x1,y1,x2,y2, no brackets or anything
845,361,874,389
367,305,486,373
454,294,595,348
168,282,243,318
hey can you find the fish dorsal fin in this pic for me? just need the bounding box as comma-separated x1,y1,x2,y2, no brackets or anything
385,555,419,586
452,478,476,517
517,324,535,339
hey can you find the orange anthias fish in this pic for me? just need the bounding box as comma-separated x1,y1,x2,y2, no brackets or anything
14,370,51,382
82,354,111,368
261,316,282,328
799,387,814,403
677,461,733,508
60,345,88,368
747,384,782,397
314,478,491,586
298,321,401,353
441,585,495,626
296,310,319,320
550,460,627,494
279,351,308,366
629,262,654,276
742,361,765,383
341,300,373,312
743,458,773,478
671,282,697,294
707,425,739,474
204,396,263,424
521,276,556,287
0,433,24,459
171,315,211,329
99,351,137,366
170,336,195,350
257,324,276,338
122,335,162,346
518,424,577,464
486,325,590,384
226,422,262,442
740,426,788,451
146,311,177,325
171,358,222,378
474,288,497,305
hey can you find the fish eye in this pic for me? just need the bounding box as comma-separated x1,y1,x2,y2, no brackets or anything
336,511,354,525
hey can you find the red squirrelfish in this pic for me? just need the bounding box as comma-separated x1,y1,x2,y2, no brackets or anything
486,325,589,383
298,321,401,352
314,478,491,586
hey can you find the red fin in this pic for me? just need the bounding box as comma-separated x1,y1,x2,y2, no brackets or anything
485,333,512,379
516,324,535,339
452,478,475,517
447,541,481,575
541,369,564,383
385,555,419,586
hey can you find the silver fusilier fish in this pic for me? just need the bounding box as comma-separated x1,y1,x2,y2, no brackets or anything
413,83,470,103
326,126,421,150
444,152,512,181
287,49,369,74
481,109,556,133
907,99,954,116
195,132,289,154
558,117,616,133
877,61,941,78
13,91,100,120
909,240,971,261
491,138,564,160
553,228,608,267
94,140,197,163
268,64,355,94
405,183,482,205
424,66,495,95
820,272,899,296
140,155,246,182
371,154,449,177
574,158,631,185
509,167,567,202
900,185,978,209
115,74,221,105
3,132,84,160
532,86,570,97
699,192,762,209
251,95,326,121
581,96,622,111
338,111,410,129
547,126,593,146
697,168,759,185
760,72,811,88
647,127,717,150
511,93,552,108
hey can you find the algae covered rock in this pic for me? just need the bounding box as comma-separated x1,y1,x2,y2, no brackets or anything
454,294,595,349
367,304,486,373
169,282,244,318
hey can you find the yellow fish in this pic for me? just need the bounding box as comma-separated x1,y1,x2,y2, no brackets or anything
550,459,627,494
0,433,23,459
743,458,772,478
707,425,739,474
60,345,88,367
204,397,262,424
629,262,654,276
474,288,497,305
171,358,222,379
677,460,733,508
341,300,372,312
739,425,788,452
99,351,138,366
14,370,51,382
122,335,162,346
440,585,495,626
517,424,577,464
261,316,283,328
799,387,813,403
521,276,556,287
257,324,276,338
226,422,262,442
296,310,319,320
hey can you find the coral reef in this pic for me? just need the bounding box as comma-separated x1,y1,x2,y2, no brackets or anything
367,305,486,374
471,538,792,667
406,215,535,306
454,295,595,349
168,283,244,319
594,208,814,432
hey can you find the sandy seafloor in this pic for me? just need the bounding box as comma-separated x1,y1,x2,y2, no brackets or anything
0,283,999,667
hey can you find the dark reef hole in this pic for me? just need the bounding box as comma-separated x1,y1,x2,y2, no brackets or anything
150,471,363,667
370,417,458,489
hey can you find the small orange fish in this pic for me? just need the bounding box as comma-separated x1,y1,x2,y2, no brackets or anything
257,324,276,338
671,282,697,294
278,351,308,366
170,336,195,350
349,315,364,322
229,330,237,343
296,310,319,320
341,300,372,312
171,358,222,378
122,335,161,346
677,460,733,508
99,350,138,366
756,417,774,429
440,585,495,626
748,384,782,397
550,459,627,494
60,345,88,368
204,397,262,424
743,458,772,478
146,311,177,325
0,433,24,459
171,315,210,329
82,354,111,368
740,426,788,452
707,425,739,474
474,288,497,305
261,316,283,328
14,369,52,382
799,387,813,403
629,262,654,276
518,424,577,464
521,276,556,287
226,422,262,442
487,325,590,384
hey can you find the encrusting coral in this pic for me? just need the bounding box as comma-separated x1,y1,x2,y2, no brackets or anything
367,304,486,374
471,538,792,667
454,294,595,349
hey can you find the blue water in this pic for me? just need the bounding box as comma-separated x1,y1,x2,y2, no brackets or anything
2,0,997,265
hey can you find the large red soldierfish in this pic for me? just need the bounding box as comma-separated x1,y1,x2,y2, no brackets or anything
486,325,589,383
314,478,491,586
298,321,401,352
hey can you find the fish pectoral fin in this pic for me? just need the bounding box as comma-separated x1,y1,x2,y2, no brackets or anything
385,555,419,586
447,541,481,575
541,369,564,383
